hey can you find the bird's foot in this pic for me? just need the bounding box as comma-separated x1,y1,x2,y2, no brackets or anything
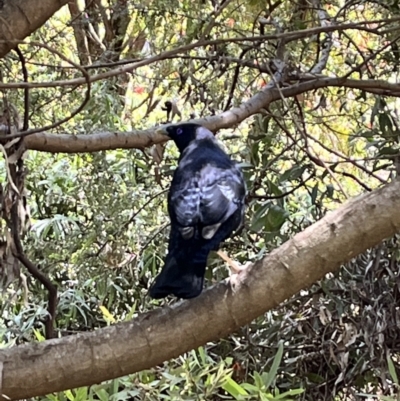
216,250,244,274
216,251,252,293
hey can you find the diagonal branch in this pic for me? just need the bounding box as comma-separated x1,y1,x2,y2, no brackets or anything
1,178,400,400
23,76,400,153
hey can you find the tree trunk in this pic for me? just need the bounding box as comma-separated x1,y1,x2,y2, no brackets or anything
0,0,70,58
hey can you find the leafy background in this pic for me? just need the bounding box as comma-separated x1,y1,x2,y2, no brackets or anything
1,0,400,399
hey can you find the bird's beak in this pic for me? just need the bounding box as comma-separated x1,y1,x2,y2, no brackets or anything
156,127,169,137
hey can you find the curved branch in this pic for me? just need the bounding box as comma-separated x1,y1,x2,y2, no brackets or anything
1,179,400,400
6,41,91,139
24,76,400,153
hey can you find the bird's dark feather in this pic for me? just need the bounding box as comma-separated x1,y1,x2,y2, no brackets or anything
149,124,246,299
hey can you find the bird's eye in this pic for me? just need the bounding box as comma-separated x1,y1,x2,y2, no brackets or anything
177,128,183,135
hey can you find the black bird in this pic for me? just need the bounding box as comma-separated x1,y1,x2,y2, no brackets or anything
149,123,246,299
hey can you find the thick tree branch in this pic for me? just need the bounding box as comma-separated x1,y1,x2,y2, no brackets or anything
24,76,400,153
0,0,70,58
1,179,400,400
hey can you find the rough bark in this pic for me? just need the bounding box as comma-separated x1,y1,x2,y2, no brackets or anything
1,179,400,400
0,0,70,58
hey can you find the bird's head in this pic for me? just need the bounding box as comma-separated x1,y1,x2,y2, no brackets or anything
157,123,215,153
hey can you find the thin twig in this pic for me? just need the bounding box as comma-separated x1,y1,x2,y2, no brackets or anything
342,34,400,79
139,222,169,256
95,189,168,258
249,173,316,200
14,46,29,131
305,132,387,184
4,41,92,139
11,195,57,339
0,17,397,90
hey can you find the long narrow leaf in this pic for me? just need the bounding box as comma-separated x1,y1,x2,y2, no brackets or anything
222,377,249,400
263,342,284,390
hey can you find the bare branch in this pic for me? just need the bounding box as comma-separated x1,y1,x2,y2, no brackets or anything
310,0,334,74
23,76,400,153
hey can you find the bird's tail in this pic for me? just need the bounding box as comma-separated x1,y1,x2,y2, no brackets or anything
149,246,209,299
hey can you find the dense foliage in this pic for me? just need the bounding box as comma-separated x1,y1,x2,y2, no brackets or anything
1,0,400,399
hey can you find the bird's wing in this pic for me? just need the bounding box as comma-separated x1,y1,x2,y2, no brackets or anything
170,163,245,240
198,163,244,224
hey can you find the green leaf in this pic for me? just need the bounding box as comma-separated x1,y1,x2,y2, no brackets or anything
64,390,75,401
378,113,394,138
124,301,137,321
379,146,399,155
254,371,265,389
311,184,319,204
263,342,284,390
387,355,399,385
43,395,59,401
279,165,305,182
198,346,207,365
265,205,289,231
33,328,46,342
99,305,116,323
222,377,249,399
268,181,283,197
306,372,325,384
91,388,110,401
273,388,305,399
326,184,335,199
110,390,141,400
240,382,259,393
250,203,270,232
74,387,88,401
260,393,273,401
